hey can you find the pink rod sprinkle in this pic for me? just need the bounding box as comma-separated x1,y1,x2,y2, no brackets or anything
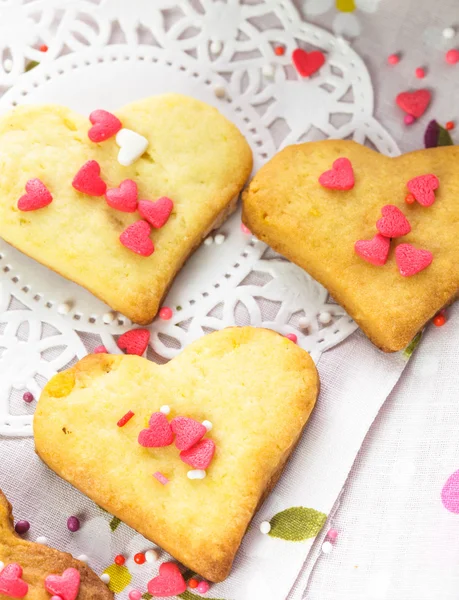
153,472,169,485
117,411,135,427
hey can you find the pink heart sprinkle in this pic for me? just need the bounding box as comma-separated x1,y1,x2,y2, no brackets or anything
291,49,326,78
88,109,122,143
138,412,174,448
17,178,53,212
138,197,174,229
72,160,107,196
170,416,207,451
119,220,154,257
45,568,80,600
0,563,29,598
355,233,390,266
147,562,187,597
180,438,216,470
105,179,138,212
376,205,411,238
318,157,355,191
117,328,150,356
407,174,439,207
395,243,433,277
396,89,431,118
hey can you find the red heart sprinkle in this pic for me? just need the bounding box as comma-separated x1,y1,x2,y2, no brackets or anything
88,109,122,143
119,220,154,257
117,328,150,355
355,234,390,266
407,174,439,207
396,89,431,118
138,197,174,229
376,205,411,238
105,179,138,212
72,160,107,196
138,412,174,448
170,417,206,451
180,438,216,470
17,178,52,211
395,243,433,277
45,567,80,600
147,562,187,597
319,157,355,190
0,564,29,598
292,49,325,78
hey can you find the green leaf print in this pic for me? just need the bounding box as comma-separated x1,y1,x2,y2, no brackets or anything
178,591,226,600
109,516,122,531
268,506,327,541
437,124,453,147
402,330,423,360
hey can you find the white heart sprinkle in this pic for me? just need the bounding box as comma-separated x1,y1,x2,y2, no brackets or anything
187,469,206,480
115,128,148,167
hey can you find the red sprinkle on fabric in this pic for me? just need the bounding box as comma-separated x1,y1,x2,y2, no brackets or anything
318,157,354,190
93,345,108,354
153,472,169,485
180,438,216,470
292,48,325,77
395,243,433,277
433,312,446,327
446,49,459,64
88,109,122,143
407,174,439,207
72,160,107,196
396,89,431,118
355,234,390,266
376,205,411,238
119,220,154,257
18,179,52,211
188,578,199,589
171,417,207,451
117,328,150,355
147,562,187,597
105,179,138,213
285,333,297,343
446,121,455,130
39,44,48,52
134,553,146,565
0,563,29,598
274,46,285,56
415,67,426,79
117,411,135,427
114,555,125,566
159,306,173,320
387,53,400,65
138,197,173,229
138,412,174,448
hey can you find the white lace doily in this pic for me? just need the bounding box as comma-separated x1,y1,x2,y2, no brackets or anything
0,0,400,437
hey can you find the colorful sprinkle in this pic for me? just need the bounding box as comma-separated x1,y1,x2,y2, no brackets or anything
442,469,459,512
197,581,210,594
115,128,149,167
446,121,455,130
39,44,48,52
114,555,125,566
22,392,34,403
181,438,216,470
318,157,354,190
292,48,325,78
321,541,333,554
100,574,110,584
138,412,174,448
274,45,285,56
145,549,159,563
93,345,108,354
298,317,310,329
14,520,30,534
387,53,400,65
117,328,150,356
259,521,271,534
77,555,88,563
415,67,425,79
404,114,416,125
188,578,199,589
147,562,187,596
72,160,106,196
285,333,297,343
241,222,251,234
138,197,173,229
210,40,223,54
396,89,431,118
326,528,338,541
355,234,390,266
202,420,213,432
0,563,29,598
445,49,459,64
395,244,433,277
18,178,53,211
102,312,115,324
129,591,142,600
153,472,169,485
88,109,122,143
214,233,226,245
213,85,226,99
433,313,446,327
36,536,47,544
407,174,439,207
262,64,275,78
204,237,213,246
134,553,146,565
443,27,455,39
376,205,411,238
119,220,154,257
171,416,207,451
105,179,138,213
187,469,207,480
57,303,71,315
405,193,416,204
67,516,80,532
117,411,135,427
159,306,173,320
160,405,171,415
45,567,81,600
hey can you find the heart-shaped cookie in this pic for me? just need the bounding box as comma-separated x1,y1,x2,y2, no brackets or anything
242,140,459,351
34,327,319,582
0,489,113,599
0,94,252,324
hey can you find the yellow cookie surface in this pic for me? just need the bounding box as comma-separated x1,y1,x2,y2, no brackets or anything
0,94,252,324
34,327,319,582
243,140,459,352
0,490,113,600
